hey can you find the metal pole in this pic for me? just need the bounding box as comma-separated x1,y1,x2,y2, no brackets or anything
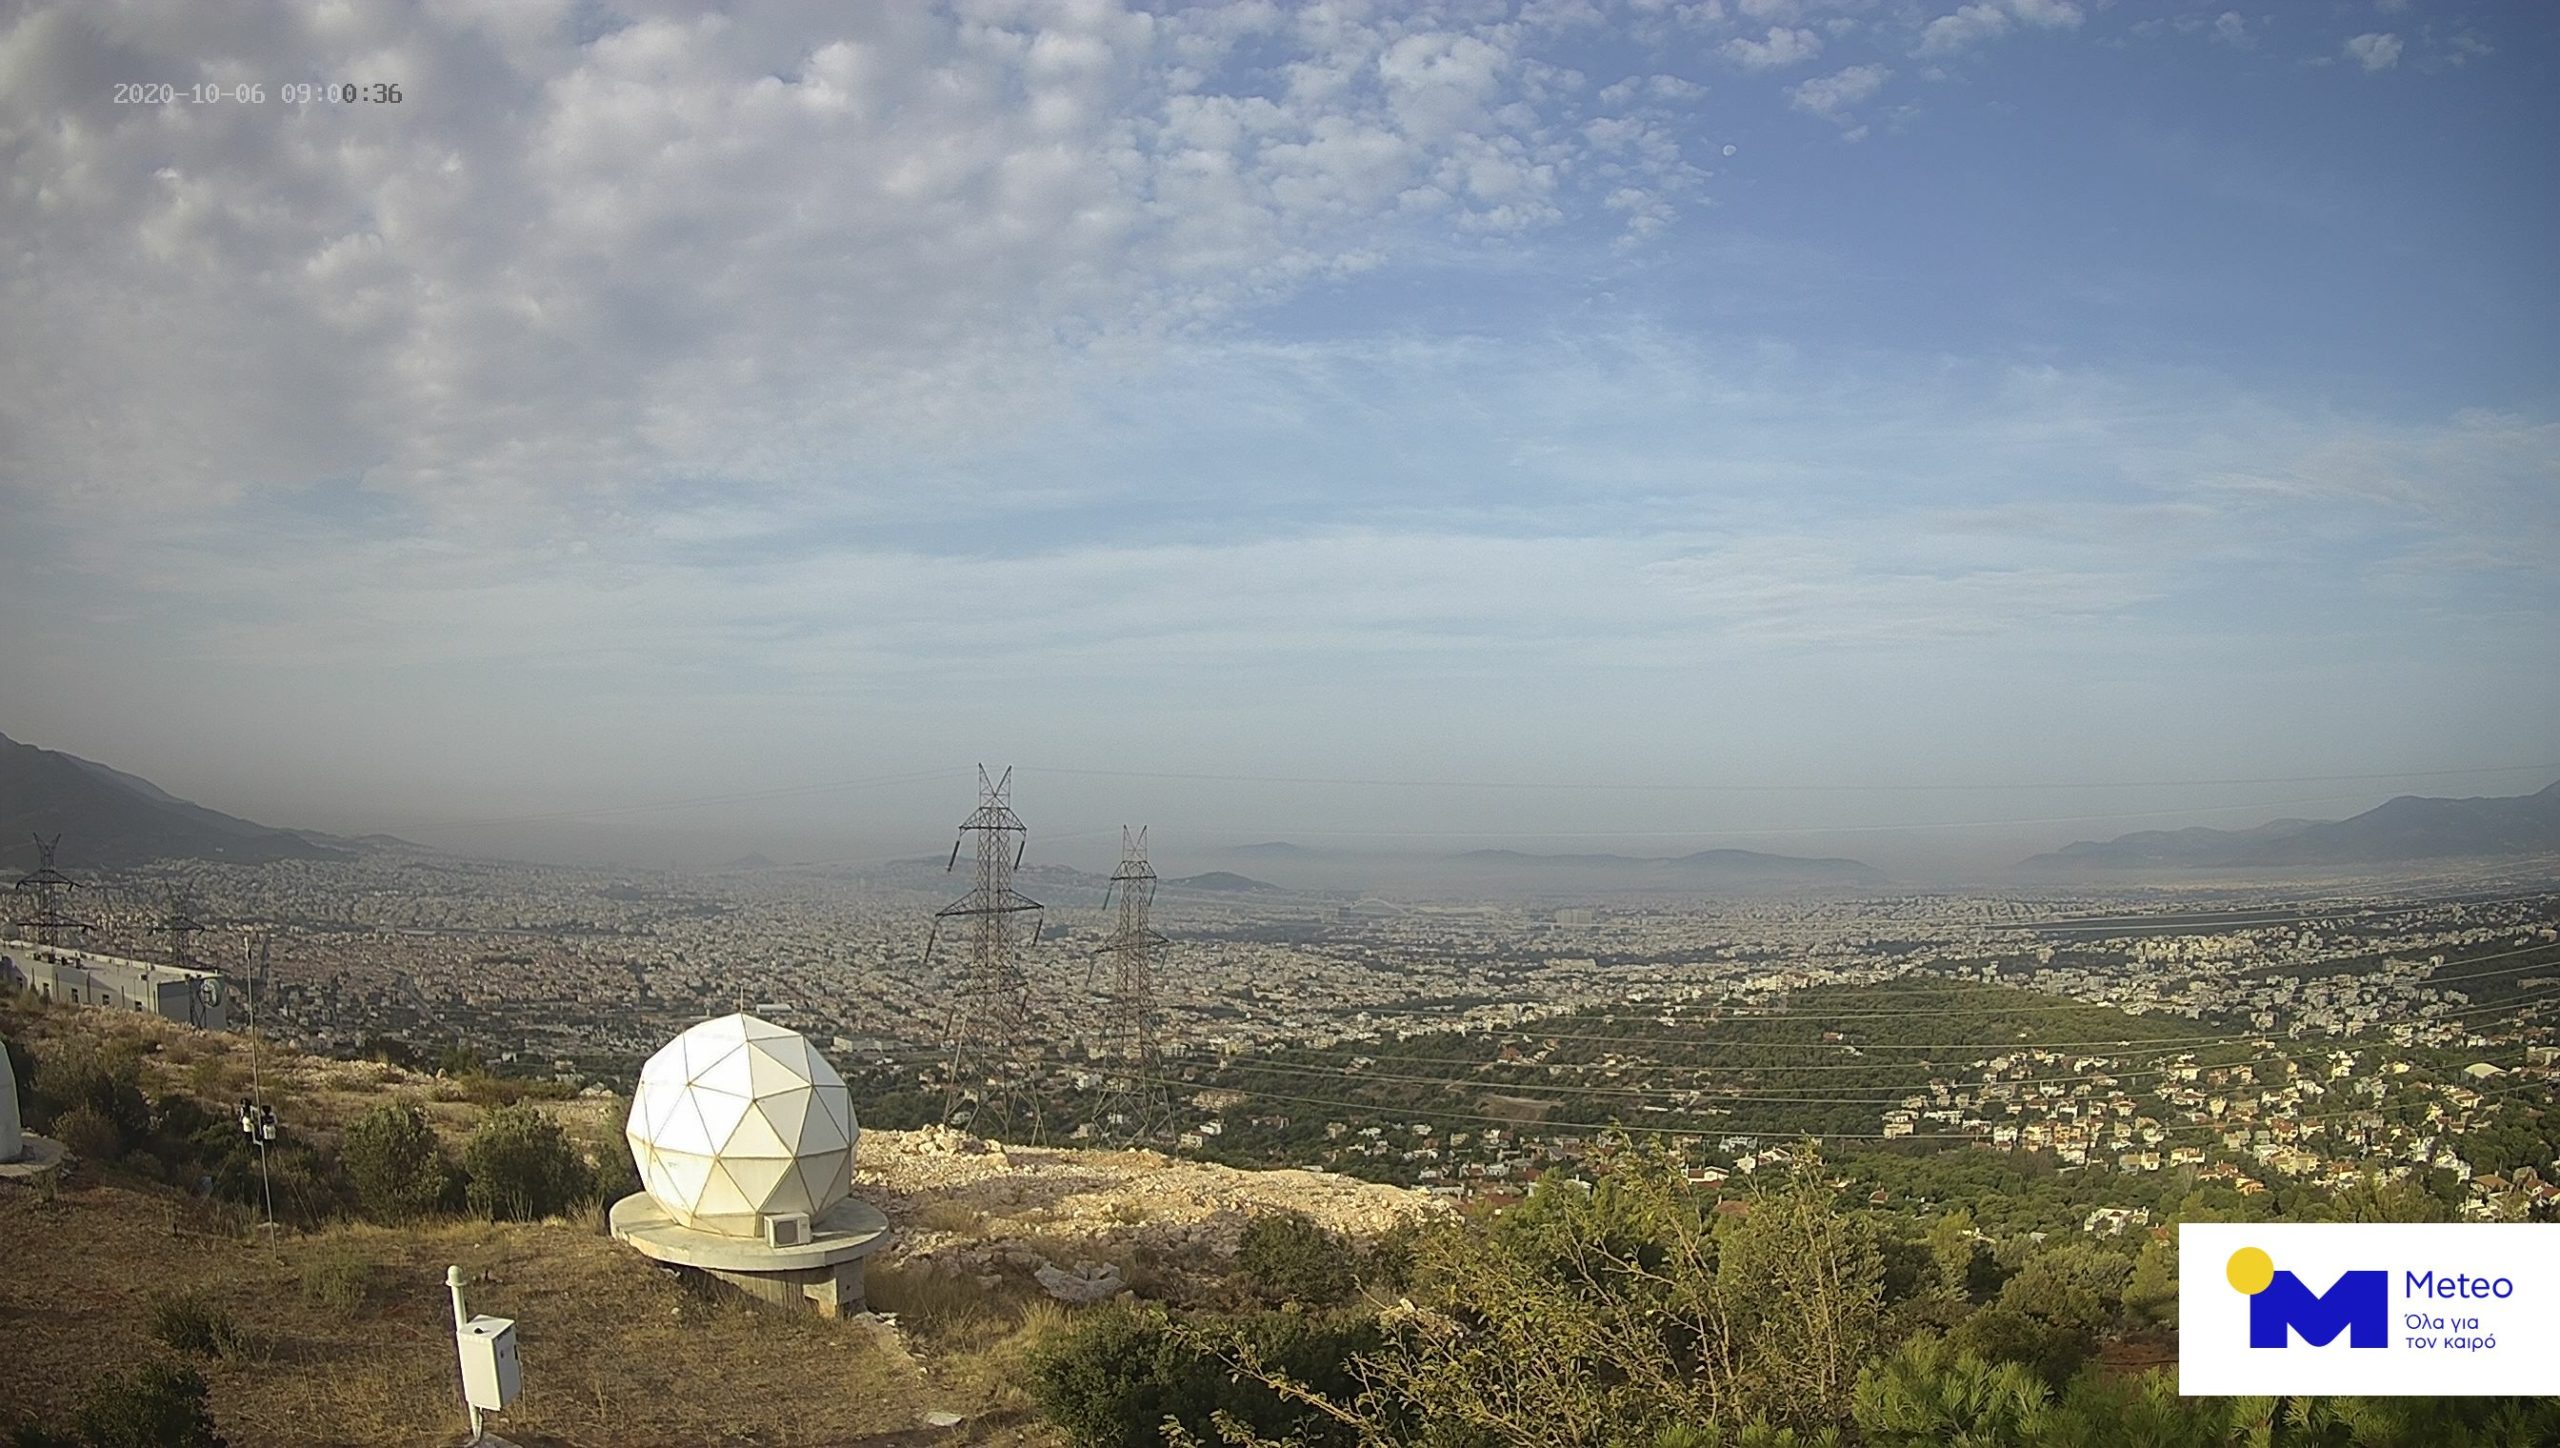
446,1265,484,1444
247,936,275,1237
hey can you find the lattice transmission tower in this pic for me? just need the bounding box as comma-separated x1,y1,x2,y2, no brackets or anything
11,834,92,948
150,887,220,1025
1088,827,1172,1146
152,887,206,969
926,766,1047,1142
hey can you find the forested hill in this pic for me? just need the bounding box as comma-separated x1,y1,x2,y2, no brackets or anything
0,731,347,870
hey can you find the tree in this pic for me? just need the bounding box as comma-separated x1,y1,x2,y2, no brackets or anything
340,1102,458,1221
462,1104,593,1221
1238,1212,1357,1307
1850,1334,2049,1447
2124,1237,2177,1328
1711,1155,1887,1428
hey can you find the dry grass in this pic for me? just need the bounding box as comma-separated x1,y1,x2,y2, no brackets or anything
0,1177,1042,1446
0,1003,1101,1445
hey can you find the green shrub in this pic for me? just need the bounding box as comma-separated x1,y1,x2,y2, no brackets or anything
591,1128,642,1207
1236,1211,1355,1307
299,1241,380,1316
52,1103,125,1164
1026,1304,1375,1448
72,1361,228,1448
32,1040,150,1142
340,1102,460,1221
147,1288,249,1362
462,1104,595,1221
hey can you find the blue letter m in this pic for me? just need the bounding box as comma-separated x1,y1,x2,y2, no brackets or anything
2250,1270,2388,1348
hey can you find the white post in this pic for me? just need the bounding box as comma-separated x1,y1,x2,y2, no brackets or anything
446,1265,483,1445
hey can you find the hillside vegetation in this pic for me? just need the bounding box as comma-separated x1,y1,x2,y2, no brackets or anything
7,996,2558,1448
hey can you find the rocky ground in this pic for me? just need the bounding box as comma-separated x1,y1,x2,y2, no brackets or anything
857,1125,1448,1301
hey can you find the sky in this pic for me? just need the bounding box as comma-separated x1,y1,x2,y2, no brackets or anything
1,0,2554,875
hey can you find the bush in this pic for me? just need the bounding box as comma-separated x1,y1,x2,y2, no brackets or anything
148,1288,249,1362
72,1361,228,1448
1236,1211,1355,1307
591,1123,642,1207
298,1241,380,1316
462,1104,595,1221
1025,1304,1376,1448
52,1104,125,1164
341,1102,459,1221
32,1041,150,1143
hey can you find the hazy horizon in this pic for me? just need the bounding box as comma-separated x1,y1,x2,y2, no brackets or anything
4,2,2553,880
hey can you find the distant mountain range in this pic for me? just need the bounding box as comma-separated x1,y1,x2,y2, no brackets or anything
2023,781,2560,871
0,732,352,870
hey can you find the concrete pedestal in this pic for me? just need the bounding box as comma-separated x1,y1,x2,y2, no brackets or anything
610,1192,888,1318
0,1134,65,1186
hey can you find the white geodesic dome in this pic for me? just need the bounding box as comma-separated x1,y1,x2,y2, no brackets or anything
626,1014,857,1236
1,1038,21,1163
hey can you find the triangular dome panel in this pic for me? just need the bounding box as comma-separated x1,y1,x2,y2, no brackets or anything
793,1148,849,1209
691,1043,757,1098
761,1086,815,1149
815,1087,855,1142
652,1091,717,1157
695,1086,756,1146
721,1153,795,1210
653,1148,717,1216
725,1102,793,1160
744,1039,811,1097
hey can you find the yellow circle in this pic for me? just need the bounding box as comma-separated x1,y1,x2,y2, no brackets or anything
2227,1247,2274,1295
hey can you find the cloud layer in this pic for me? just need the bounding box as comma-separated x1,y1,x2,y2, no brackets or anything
0,0,2550,855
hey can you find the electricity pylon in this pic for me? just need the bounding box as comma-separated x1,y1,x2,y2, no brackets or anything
152,887,205,968
11,834,91,947
1088,826,1172,1146
926,767,1046,1142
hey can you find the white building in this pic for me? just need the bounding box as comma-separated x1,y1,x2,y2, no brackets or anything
0,940,231,1029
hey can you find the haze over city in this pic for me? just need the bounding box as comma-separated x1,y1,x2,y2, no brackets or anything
2,0,2553,872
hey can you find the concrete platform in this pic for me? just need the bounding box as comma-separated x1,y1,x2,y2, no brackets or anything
610,1192,889,1317
0,1134,65,1186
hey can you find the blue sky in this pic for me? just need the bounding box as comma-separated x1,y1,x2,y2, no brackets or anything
0,0,2552,872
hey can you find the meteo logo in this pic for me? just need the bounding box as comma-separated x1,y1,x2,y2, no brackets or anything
2225,1246,2387,1348
2181,1224,2549,1395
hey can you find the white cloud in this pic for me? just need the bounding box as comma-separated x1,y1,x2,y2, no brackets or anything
2345,32,2403,71
1916,0,2081,57
1788,63,1889,123
1720,25,1822,70
0,0,1709,533
2211,12,2251,49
